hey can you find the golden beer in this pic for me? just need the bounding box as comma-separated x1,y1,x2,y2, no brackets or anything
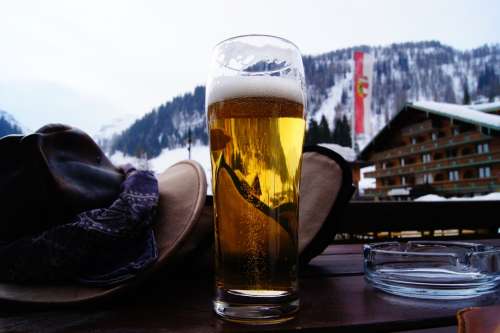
207,34,306,323
209,95,305,320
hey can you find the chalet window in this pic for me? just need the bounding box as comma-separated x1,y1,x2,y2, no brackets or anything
461,147,472,155
479,166,491,178
382,162,387,170
431,133,437,141
400,158,405,166
423,173,433,184
477,143,489,154
463,169,474,179
422,153,431,163
481,127,491,136
401,176,406,185
453,128,460,136
434,173,445,181
411,137,417,145
446,149,457,158
448,170,459,181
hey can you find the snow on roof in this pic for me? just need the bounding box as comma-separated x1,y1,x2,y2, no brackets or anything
387,188,410,196
358,165,376,194
470,101,500,113
415,192,500,201
319,143,357,162
409,101,500,131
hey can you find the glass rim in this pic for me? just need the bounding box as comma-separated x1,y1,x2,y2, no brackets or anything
364,241,500,257
212,33,301,54
211,34,303,75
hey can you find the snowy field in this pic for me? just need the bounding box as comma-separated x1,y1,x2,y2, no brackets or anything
415,192,500,201
358,165,376,194
109,145,213,193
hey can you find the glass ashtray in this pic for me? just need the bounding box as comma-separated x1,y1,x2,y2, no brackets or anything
364,241,500,299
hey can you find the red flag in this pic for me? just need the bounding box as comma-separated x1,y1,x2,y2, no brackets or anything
353,51,373,136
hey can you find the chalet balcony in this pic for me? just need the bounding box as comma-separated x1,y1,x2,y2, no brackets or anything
364,176,499,196
366,151,500,178
371,131,491,162
401,119,433,136
432,177,500,192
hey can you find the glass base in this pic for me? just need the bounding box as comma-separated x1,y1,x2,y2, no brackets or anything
213,289,299,324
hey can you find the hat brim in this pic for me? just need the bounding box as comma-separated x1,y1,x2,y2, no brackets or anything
299,146,354,265
0,160,207,305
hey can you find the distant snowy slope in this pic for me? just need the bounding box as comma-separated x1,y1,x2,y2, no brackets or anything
94,114,138,152
0,109,24,136
0,110,18,126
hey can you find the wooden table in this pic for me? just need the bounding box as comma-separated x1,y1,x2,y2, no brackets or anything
2,239,499,333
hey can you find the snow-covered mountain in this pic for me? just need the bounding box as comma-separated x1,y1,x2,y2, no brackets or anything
110,41,500,157
93,114,138,152
303,41,499,147
111,86,207,157
0,109,24,137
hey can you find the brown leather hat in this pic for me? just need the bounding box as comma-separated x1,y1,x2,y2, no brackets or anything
0,160,208,304
299,145,354,265
0,124,124,244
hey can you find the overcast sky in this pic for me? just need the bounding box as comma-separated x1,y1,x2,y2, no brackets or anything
0,0,499,134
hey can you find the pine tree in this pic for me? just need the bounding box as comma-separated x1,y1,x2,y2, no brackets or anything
318,115,332,143
462,81,471,105
332,118,343,144
341,115,352,147
477,65,500,100
305,119,320,145
332,115,352,147
341,89,348,105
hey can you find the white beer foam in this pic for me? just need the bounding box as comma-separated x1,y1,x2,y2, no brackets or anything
207,76,304,105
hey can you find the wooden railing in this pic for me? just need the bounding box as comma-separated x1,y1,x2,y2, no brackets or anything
340,201,500,237
371,131,490,161
203,197,500,241
366,151,500,178
364,176,499,195
433,177,499,190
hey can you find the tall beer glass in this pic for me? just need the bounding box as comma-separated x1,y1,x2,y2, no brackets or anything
206,35,306,323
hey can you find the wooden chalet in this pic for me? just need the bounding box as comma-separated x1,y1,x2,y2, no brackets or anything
358,101,500,200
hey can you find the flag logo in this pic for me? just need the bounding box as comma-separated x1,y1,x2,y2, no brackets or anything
356,76,369,98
